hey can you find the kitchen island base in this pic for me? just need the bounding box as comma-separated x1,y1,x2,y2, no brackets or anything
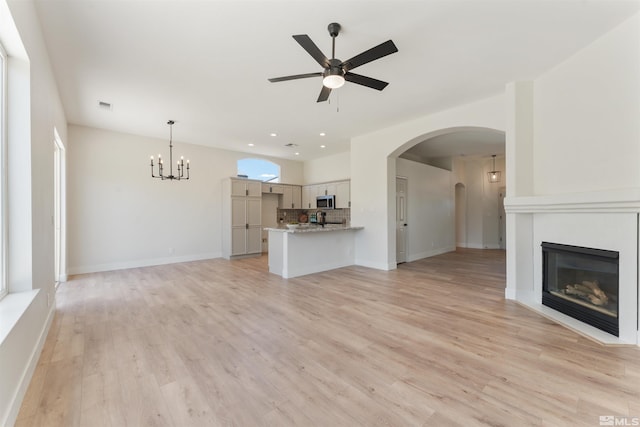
267,226,363,278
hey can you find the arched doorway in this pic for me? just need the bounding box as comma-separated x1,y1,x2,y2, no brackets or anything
350,96,506,269
389,127,505,263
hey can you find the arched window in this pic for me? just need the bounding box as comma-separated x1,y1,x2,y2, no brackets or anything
237,158,280,182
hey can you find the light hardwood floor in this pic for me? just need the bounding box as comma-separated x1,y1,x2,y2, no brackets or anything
15,249,640,426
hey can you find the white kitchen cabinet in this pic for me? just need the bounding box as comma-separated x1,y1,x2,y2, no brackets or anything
324,182,338,197
302,180,350,209
292,185,302,208
262,183,284,194
233,179,261,197
302,185,316,209
335,180,350,208
223,178,262,258
281,185,302,209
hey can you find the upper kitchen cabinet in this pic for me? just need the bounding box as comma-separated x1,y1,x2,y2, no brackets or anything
232,178,262,197
302,185,317,209
302,180,350,209
262,183,284,194
281,185,302,209
336,180,351,208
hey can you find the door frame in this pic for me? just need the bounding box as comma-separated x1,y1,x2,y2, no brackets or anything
396,176,408,264
53,128,67,284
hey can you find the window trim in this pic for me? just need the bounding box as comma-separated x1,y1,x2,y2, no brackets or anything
0,41,7,300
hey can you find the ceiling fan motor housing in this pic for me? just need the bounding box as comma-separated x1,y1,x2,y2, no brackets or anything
324,59,344,77
327,22,341,37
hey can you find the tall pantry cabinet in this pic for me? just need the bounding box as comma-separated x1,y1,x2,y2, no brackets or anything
222,178,262,259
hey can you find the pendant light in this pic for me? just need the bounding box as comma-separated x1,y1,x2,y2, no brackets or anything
150,120,190,180
487,154,501,183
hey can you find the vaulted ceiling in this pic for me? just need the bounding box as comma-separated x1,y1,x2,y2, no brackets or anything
33,0,639,160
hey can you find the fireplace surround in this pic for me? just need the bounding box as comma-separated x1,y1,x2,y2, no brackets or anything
541,242,619,336
504,189,640,345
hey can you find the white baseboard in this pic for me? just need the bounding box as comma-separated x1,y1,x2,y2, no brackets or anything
464,243,502,249
68,252,222,275
407,246,456,263
354,258,396,271
3,296,55,427
504,287,517,300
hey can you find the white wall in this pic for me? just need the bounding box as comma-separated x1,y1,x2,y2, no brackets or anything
505,13,640,344
533,13,640,195
303,151,350,184
396,158,455,261
0,1,67,425
351,95,506,270
451,155,506,249
67,125,303,274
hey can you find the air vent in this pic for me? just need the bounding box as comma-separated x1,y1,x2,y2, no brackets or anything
98,101,113,111
284,143,299,147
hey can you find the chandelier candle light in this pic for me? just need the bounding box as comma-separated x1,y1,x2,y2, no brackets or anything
150,120,189,180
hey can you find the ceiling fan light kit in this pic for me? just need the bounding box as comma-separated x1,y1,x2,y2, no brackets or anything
268,22,398,102
322,73,344,89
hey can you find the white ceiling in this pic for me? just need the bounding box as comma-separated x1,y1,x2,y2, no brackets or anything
34,0,639,161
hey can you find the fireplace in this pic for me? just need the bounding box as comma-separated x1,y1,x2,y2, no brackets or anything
541,242,619,336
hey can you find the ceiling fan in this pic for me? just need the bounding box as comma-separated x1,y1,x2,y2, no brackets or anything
268,23,398,102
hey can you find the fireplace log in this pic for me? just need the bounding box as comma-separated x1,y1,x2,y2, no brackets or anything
564,280,608,306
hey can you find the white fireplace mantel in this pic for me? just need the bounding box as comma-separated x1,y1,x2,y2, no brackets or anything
505,188,640,214
504,188,640,346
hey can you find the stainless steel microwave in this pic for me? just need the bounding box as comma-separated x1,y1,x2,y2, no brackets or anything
316,195,335,209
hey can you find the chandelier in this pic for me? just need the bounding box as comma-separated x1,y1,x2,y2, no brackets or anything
150,120,189,180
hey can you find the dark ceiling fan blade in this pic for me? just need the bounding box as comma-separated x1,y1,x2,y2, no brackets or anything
268,72,322,83
292,34,330,68
341,40,398,71
317,85,331,102
344,72,389,91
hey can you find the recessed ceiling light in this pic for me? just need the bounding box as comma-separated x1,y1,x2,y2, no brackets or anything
294,152,300,156
248,143,255,147
319,132,326,136
270,133,277,137
320,145,326,148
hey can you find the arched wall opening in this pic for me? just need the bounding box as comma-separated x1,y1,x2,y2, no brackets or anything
390,126,505,263
350,94,506,270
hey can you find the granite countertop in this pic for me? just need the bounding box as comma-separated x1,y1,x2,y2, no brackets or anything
265,224,364,233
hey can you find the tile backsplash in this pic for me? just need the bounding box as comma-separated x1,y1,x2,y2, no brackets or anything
277,208,350,225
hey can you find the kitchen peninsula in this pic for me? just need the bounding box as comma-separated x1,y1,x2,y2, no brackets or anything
266,224,363,278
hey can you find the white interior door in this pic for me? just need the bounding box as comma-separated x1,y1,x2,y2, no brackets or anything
396,177,408,264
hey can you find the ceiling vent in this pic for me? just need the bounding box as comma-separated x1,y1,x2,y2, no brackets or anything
284,143,299,147
98,101,113,111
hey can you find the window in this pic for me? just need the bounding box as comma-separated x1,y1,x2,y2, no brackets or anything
237,158,280,182
0,42,7,300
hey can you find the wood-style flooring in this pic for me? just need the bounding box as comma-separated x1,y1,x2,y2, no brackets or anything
15,249,640,426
